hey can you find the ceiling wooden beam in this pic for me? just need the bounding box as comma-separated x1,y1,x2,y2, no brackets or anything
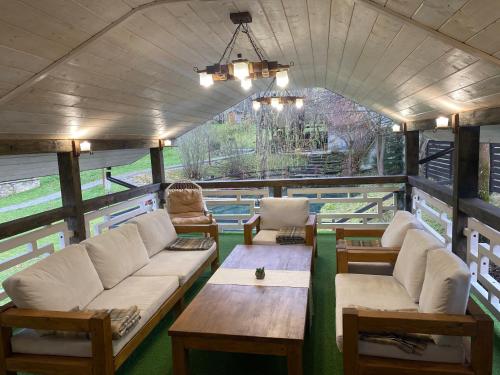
355,0,500,68
0,0,204,107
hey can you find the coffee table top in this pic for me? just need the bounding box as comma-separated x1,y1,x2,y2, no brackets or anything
169,244,313,343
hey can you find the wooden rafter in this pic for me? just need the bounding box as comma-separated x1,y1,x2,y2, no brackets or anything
355,0,500,68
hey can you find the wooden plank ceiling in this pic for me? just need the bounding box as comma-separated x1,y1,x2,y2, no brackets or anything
0,0,499,141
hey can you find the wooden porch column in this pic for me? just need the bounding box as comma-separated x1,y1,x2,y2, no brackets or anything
405,130,419,211
452,122,480,261
150,146,165,207
57,151,86,243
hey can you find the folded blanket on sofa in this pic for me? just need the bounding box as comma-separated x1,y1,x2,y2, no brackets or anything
276,226,306,245
167,237,215,251
359,332,434,355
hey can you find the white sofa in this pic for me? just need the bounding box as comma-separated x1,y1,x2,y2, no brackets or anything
0,209,218,374
335,228,493,374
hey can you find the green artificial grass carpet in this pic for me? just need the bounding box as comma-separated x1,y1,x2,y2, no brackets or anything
115,232,499,375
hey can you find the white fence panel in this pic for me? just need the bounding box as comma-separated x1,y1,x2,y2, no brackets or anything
466,217,500,320
412,187,452,249
84,193,157,237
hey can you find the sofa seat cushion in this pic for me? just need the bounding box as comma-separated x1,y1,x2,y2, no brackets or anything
393,229,443,302
11,275,179,358
335,273,418,350
252,230,278,245
381,211,423,247
134,243,216,284
348,262,394,276
129,210,177,257
82,224,150,289
259,197,309,230
3,244,103,311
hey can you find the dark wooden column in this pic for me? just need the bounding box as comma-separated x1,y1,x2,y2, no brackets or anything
57,152,86,243
452,123,480,261
150,146,166,207
405,130,419,211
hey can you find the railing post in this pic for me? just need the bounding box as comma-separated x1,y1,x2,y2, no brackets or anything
57,150,86,243
272,186,283,198
452,117,479,261
150,145,165,207
405,130,419,211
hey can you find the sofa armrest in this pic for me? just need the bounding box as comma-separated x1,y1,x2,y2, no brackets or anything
337,248,399,273
335,228,386,240
305,214,317,247
244,214,261,245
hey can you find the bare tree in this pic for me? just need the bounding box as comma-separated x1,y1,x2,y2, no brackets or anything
177,126,208,180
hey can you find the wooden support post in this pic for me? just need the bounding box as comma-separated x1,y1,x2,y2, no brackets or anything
150,147,165,207
452,123,480,261
57,152,86,243
272,186,283,198
405,130,419,211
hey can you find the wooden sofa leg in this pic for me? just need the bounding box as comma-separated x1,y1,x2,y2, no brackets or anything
0,327,15,375
342,308,359,375
471,314,493,375
173,297,186,317
90,312,114,375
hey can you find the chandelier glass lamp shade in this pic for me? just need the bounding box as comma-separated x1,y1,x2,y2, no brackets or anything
252,100,261,111
295,98,304,109
194,12,292,90
253,95,306,111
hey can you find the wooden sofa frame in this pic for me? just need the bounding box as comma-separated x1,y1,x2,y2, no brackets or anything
338,247,493,375
335,227,400,274
0,224,219,375
244,214,318,257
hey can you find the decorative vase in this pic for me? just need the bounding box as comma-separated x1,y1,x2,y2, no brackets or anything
255,267,265,280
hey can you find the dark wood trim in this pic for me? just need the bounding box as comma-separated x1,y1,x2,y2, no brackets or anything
163,175,407,190
90,139,162,152
272,186,283,197
405,131,419,211
82,184,161,212
57,152,86,243
150,147,165,207
407,175,453,206
0,207,72,241
460,198,500,233
0,140,73,155
452,126,480,260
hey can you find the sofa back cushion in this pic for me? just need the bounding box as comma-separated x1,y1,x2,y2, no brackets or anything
167,190,204,215
419,248,471,346
393,229,443,302
82,224,150,289
259,197,309,230
2,244,103,311
129,210,177,257
381,211,423,247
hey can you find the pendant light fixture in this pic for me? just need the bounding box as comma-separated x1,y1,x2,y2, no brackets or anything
194,12,292,90
252,78,305,111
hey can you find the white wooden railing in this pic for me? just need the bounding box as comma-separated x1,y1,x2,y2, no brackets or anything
0,222,73,302
84,193,157,237
465,218,500,320
412,187,452,249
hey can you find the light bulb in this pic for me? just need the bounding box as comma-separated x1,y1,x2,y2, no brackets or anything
164,139,172,146
277,103,284,112
80,141,92,153
276,70,289,88
199,72,214,88
252,100,261,111
435,116,449,128
241,78,252,90
271,97,280,108
295,98,304,109
392,124,401,132
233,60,250,80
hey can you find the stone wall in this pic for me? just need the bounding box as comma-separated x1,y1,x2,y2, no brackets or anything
0,179,40,198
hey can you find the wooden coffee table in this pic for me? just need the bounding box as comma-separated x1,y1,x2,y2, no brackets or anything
169,244,313,375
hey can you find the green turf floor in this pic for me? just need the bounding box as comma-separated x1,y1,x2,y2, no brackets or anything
117,233,500,375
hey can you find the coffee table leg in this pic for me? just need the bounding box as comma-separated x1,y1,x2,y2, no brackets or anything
172,337,189,375
287,343,303,375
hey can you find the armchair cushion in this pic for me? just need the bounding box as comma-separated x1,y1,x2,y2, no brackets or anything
381,211,423,247
252,230,278,245
129,209,177,257
3,244,103,311
82,224,150,289
167,190,205,215
419,248,471,346
259,197,309,230
393,229,442,302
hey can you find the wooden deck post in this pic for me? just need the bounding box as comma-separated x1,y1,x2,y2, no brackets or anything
150,145,165,207
57,151,86,243
452,117,479,261
405,129,419,211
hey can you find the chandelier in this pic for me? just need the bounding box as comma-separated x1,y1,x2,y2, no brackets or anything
195,12,292,90
251,78,304,112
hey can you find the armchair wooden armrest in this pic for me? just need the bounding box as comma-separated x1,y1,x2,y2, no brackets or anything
335,227,386,240
342,301,493,375
337,248,400,273
244,214,261,245
305,214,317,250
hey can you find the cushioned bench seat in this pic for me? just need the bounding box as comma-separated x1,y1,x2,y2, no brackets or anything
134,244,217,284
11,275,179,357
